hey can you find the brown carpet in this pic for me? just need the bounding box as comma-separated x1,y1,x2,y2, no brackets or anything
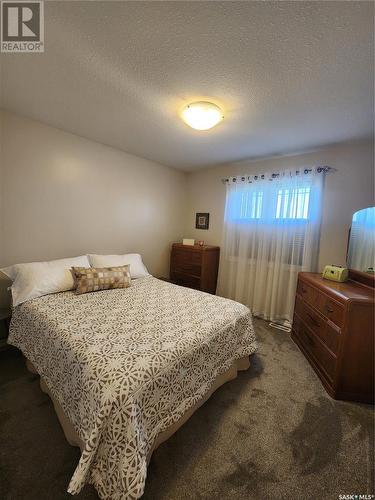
0,318,373,499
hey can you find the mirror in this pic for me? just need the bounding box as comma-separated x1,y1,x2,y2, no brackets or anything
347,207,375,273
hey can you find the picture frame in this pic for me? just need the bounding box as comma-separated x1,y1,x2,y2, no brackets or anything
195,212,209,230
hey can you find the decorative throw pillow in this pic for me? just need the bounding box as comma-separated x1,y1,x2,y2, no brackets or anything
72,265,131,295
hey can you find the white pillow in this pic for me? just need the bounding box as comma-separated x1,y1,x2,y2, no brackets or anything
88,254,150,279
1,255,90,307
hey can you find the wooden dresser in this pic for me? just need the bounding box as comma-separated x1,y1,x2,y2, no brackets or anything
292,272,374,403
170,243,220,294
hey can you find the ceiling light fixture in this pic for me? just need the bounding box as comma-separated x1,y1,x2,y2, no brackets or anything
181,101,224,130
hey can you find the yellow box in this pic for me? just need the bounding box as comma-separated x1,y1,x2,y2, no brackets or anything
322,265,349,282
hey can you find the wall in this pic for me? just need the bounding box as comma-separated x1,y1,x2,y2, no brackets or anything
0,110,186,305
1,110,373,309
185,141,374,271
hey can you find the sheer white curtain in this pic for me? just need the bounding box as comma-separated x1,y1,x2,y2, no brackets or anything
218,170,324,324
347,207,375,272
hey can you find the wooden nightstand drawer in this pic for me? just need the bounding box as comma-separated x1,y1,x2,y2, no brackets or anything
171,249,202,276
173,248,202,265
294,296,340,354
172,261,201,277
170,271,200,290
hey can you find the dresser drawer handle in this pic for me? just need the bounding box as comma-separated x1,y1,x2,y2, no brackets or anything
307,313,320,328
325,304,334,314
301,286,307,294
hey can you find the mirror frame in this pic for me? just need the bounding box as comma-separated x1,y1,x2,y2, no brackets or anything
348,268,375,288
347,210,375,288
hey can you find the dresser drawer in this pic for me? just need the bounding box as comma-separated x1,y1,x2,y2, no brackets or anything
170,272,201,290
174,249,202,265
294,296,340,354
297,279,318,307
171,249,202,276
316,294,344,328
293,315,336,380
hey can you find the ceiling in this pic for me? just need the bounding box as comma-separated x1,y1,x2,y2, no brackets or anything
1,1,373,171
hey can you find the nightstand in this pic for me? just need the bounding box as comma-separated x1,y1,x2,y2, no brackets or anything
0,308,11,351
170,243,220,294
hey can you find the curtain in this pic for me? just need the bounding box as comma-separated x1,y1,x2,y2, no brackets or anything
347,207,375,272
218,170,324,325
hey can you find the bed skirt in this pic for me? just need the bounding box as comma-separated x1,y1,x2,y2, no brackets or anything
26,355,251,461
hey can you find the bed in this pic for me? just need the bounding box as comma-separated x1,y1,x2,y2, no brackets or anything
8,276,257,499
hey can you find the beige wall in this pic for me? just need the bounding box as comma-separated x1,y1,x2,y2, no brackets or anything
184,141,374,271
1,109,373,308
0,110,186,305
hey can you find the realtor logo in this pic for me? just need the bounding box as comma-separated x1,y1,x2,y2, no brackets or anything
1,0,44,52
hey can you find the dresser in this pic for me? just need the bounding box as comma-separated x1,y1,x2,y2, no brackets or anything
170,243,220,294
291,272,374,403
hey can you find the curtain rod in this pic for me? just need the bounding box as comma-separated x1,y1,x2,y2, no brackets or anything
221,166,336,184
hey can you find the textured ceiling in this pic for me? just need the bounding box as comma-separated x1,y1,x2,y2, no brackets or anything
1,1,373,171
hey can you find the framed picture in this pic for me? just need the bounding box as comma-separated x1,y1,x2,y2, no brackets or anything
195,212,209,230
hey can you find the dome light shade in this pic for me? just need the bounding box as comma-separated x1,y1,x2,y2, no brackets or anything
181,101,223,130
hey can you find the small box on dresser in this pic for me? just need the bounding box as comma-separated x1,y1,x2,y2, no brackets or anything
170,243,220,294
292,272,374,404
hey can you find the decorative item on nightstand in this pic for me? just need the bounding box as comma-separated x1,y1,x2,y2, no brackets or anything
0,308,11,351
170,243,220,294
182,238,195,246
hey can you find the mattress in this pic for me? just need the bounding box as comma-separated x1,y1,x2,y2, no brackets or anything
8,276,257,499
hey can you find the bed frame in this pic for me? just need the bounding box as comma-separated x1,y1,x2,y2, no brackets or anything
26,356,252,461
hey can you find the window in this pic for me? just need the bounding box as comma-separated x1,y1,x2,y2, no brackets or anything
228,185,311,221
275,187,310,220
239,191,263,219
221,172,324,323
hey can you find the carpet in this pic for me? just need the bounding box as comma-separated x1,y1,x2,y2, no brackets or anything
0,318,373,499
